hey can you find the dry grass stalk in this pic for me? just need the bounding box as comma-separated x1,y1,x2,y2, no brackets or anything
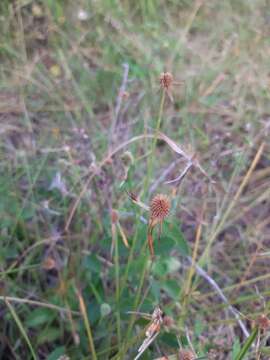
160,72,173,90
134,306,164,360
159,71,183,102
111,209,129,249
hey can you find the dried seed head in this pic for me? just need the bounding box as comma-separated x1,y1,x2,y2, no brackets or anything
42,256,57,270
111,209,118,224
150,194,170,221
178,349,196,360
119,90,130,99
208,349,219,359
163,315,174,328
160,72,173,90
127,191,138,202
257,314,270,330
121,151,134,166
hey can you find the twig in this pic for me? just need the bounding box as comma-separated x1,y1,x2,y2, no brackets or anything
149,159,182,193
186,257,250,339
185,326,196,354
165,161,193,185
0,296,79,315
134,332,159,360
115,63,129,119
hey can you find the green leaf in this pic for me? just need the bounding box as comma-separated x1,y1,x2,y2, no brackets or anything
155,233,175,255
234,327,258,360
161,279,181,300
160,332,179,348
152,258,169,277
26,308,55,328
232,338,241,358
5,300,37,360
163,222,190,256
82,254,101,274
46,346,66,360
194,318,205,337
150,279,161,301
152,257,181,277
37,327,61,345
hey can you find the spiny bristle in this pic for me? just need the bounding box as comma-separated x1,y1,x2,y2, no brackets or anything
178,349,196,360
150,194,170,221
160,72,173,89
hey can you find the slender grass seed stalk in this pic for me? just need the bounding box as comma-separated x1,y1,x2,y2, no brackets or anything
111,210,122,344
144,86,165,194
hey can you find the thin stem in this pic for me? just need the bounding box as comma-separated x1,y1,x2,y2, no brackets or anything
120,216,140,296
188,258,250,338
234,327,258,360
200,142,265,265
144,89,166,194
75,287,97,360
179,218,202,330
118,241,150,359
0,296,79,315
5,299,37,360
114,224,121,343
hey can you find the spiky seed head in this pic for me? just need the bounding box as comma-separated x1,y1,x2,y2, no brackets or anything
160,72,173,89
150,194,170,221
178,349,196,360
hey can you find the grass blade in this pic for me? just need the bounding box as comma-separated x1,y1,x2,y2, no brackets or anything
75,287,97,360
5,299,37,360
234,327,258,360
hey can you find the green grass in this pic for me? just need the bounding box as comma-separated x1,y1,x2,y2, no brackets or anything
0,0,270,359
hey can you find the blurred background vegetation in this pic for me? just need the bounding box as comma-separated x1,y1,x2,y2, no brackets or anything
0,0,270,359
